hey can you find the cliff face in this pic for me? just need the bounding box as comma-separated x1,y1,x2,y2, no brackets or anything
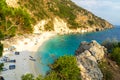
75,40,106,80
0,0,113,37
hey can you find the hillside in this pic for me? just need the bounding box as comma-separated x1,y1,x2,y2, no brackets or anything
0,0,113,38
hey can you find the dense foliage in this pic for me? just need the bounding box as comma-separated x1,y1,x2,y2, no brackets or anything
51,0,78,29
21,55,81,80
0,31,4,40
0,0,32,37
44,21,54,31
111,47,120,65
47,55,81,80
99,39,120,80
21,74,34,80
18,0,49,20
18,0,111,31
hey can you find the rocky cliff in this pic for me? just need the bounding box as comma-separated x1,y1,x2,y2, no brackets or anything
0,0,113,38
75,40,106,80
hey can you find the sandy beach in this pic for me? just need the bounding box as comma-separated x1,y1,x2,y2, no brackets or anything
0,32,56,80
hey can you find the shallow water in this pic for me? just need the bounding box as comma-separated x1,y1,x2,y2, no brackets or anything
36,26,120,75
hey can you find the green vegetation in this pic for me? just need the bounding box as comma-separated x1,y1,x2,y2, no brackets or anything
18,0,49,21
21,55,81,80
51,0,80,29
0,31,4,72
0,63,4,72
100,39,120,80
98,60,113,80
0,31,4,40
47,55,81,80
102,38,120,66
0,0,111,37
44,21,54,31
19,0,79,29
0,43,3,57
87,20,94,26
54,1,76,27
0,0,32,37
111,47,120,65
102,38,119,52
0,28,3,58
22,74,44,80
21,73,34,80
0,43,4,73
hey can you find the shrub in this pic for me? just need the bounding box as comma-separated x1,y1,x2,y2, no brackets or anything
0,42,3,57
47,55,81,80
0,63,4,72
44,21,54,31
0,0,33,37
102,38,118,52
111,47,120,65
98,61,113,80
88,20,94,25
21,73,34,80
0,31,4,40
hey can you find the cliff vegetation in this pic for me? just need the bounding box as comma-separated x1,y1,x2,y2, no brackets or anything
0,0,113,38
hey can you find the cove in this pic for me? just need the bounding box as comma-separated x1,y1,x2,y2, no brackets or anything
36,26,120,75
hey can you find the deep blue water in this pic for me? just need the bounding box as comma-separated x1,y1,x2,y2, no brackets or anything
36,26,120,75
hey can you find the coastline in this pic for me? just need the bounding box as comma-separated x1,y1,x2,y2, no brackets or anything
29,32,57,77
0,27,113,80
1,32,56,80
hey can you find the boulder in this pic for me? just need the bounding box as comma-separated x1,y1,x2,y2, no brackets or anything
76,40,105,80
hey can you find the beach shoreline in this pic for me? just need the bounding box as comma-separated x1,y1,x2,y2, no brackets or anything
1,32,56,80
0,27,113,80
29,32,57,77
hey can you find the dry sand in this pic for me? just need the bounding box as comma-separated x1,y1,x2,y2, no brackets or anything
0,32,56,80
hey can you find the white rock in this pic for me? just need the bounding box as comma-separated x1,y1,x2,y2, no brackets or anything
76,40,104,80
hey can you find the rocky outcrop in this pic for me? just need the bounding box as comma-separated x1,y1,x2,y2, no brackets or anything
33,19,49,33
33,17,112,34
76,40,106,80
6,0,19,8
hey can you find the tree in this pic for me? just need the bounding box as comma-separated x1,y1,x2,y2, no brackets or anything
47,55,81,80
44,71,60,80
35,75,43,80
21,73,34,80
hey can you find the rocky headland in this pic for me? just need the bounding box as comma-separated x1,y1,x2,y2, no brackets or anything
75,40,106,80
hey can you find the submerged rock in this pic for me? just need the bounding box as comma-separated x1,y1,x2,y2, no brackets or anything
76,40,105,80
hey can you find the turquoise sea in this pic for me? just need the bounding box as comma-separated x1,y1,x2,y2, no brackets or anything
36,26,120,75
